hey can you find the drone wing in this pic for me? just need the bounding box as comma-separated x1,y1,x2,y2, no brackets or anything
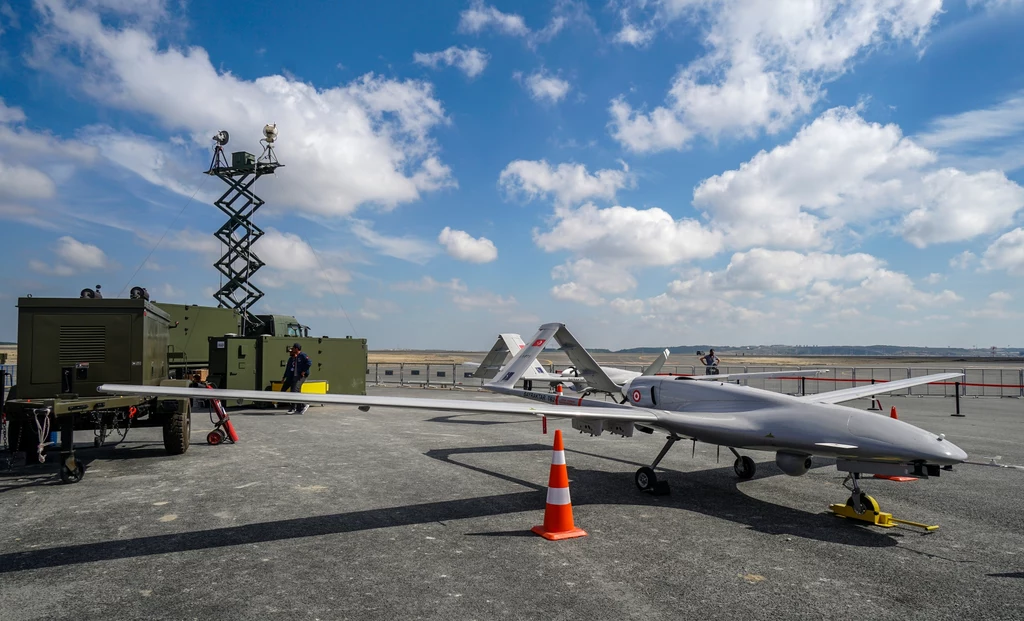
800,372,962,405
98,384,661,423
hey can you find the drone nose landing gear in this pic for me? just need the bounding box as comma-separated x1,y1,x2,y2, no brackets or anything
830,474,939,531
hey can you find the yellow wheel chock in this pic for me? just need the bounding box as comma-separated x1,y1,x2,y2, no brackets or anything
829,494,939,531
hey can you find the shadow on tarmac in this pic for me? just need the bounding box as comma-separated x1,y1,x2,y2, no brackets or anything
0,441,197,491
0,443,897,573
427,444,896,548
987,572,1024,579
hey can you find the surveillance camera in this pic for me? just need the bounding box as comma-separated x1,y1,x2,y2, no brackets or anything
263,124,277,143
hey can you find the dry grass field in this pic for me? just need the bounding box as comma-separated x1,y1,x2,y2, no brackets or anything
0,345,15,365
369,350,1024,370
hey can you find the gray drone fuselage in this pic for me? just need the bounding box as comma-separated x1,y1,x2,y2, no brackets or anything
623,376,967,466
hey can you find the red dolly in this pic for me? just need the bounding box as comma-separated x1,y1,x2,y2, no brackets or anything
200,383,239,445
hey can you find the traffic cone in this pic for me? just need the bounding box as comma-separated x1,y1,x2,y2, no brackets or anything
890,406,898,420
532,429,587,541
555,384,563,394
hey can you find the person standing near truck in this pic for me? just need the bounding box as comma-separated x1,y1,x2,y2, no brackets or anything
282,342,312,414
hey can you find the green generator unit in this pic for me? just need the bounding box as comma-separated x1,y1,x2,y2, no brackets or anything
208,334,367,397
156,302,241,376
15,297,172,398
4,297,191,483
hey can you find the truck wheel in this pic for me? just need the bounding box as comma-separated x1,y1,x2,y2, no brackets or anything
162,400,191,455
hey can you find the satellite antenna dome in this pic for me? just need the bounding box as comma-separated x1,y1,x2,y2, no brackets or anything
213,130,229,146
263,124,277,143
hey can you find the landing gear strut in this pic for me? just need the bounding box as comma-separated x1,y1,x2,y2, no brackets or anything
842,473,874,514
830,473,939,530
635,435,678,495
729,447,756,480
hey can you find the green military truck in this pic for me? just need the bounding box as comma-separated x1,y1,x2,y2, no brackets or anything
2,294,367,484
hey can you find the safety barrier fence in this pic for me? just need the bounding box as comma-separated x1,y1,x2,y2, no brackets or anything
363,363,1024,398
0,363,1018,398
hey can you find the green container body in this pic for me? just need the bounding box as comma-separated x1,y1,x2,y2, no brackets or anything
207,336,259,391
260,336,367,395
15,297,171,399
207,335,367,396
155,302,241,371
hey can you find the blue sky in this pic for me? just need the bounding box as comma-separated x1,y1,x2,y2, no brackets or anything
1,0,1023,350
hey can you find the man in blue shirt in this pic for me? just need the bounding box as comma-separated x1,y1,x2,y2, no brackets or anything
282,342,312,414
699,349,720,375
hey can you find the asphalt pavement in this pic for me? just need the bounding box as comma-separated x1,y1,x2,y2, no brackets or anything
1,387,1023,620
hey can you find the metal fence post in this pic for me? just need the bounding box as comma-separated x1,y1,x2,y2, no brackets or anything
426,364,430,386
400,363,404,387
1020,369,1023,398
374,363,379,386
801,377,806,396
452,364,457,388
953,382,964,416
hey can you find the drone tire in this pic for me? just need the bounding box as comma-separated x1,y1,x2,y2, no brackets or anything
635,466,657,491
734,456,756,480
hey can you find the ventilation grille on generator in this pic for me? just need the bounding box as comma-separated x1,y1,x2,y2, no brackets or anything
59,326,106,364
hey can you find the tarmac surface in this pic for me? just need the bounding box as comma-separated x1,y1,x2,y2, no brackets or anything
1,387,1023,621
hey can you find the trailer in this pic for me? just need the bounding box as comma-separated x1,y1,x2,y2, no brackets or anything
2,297,194,482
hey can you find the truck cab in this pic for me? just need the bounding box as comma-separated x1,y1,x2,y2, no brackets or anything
251,315,309,338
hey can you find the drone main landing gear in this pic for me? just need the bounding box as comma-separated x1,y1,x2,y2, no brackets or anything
829,474,938,531
635,435,678,495
729,447,756,480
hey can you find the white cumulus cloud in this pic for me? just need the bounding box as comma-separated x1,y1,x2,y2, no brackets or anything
613,21,654,47
692,108,1024,250
457,0,578,45
438,227,498,263
609,0,943,152
31,0,454,217
499,159,631,207
534,203,723,267
458,1,530,36
254,228,351,297
982,228,1024,275
517,70,570,104
31,236,111,275
413,46,490,78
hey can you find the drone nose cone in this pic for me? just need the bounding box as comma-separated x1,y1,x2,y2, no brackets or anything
943,440,969,464
923,435,968,464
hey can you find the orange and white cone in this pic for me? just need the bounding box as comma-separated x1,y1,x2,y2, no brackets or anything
532,429,587,540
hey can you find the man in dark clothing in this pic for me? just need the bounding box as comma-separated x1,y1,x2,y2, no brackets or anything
282,342,312,414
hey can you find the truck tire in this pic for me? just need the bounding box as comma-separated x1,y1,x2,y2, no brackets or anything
162,399,191,455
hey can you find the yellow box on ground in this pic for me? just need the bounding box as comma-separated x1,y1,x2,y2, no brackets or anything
269,380,329,394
